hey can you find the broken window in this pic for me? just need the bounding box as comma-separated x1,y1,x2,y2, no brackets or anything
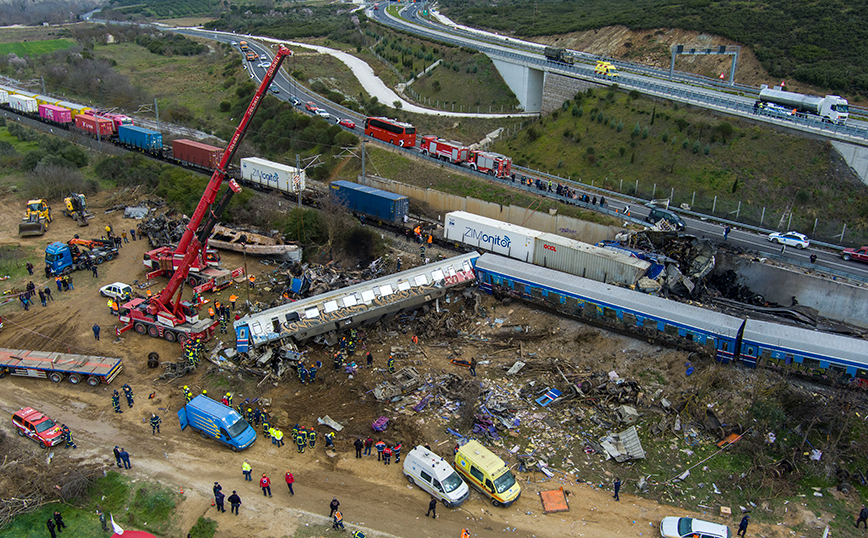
720,340,729,352
622,312,637,326
271,318,280,333
548,291,561,305
583,301,597,317
530,286,543,299
513,281,525,294
664,324,678,336
604,307,618,320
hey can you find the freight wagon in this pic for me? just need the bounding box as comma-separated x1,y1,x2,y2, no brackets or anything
172,139,223,170
0,89,8,105
0,347,123,386
75,114,114,137
9,94,38,114
55,100,92,118
445,211,649,287
38,104,72,125
118,125,163,155
240,157,306,193
330,180,409,223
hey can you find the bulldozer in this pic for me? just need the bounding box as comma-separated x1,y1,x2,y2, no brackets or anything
18,199,51,237
62,193,92,226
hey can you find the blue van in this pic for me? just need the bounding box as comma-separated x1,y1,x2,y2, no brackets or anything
178,395,256,451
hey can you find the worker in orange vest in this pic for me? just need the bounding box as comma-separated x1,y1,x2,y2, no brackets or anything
248,275,256,288
146,289,152,298
208,307,215,319
461,530,470,538
229,294,238,310
427,235,433,244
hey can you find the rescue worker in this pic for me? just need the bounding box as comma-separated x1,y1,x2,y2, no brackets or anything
394,441,402,463
208,306,215,319
383,444,392,465
274,428,284,447
285,470,295,495
183,385,193,403
462,529,471,538
388,354,396,374
262,418,271,435
296,428,306,453
268,427,277,444
226,392,233,407
242,460,252,481
111,390,122,413
260,473,272,497
246,408,255,424
230,294,238,311
334,351,343,371
333,510,345,530
353,532,366,538
222,394,229,406
299,364,307,384
347,339,356,357
300,426,308,447
309,364,317,383
308,428,317,448
375,439,386,461
202,389,208,397
253,408,261,426
261,408,269,425
366,351,373,368
219,316,227,334
350,328,358,341
150,413,161,434
325,431,335,448
340,335,347,351
61,424,76,449
122,383,134,408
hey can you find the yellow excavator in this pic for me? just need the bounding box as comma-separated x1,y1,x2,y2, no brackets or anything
62,193,92,226
18,199,51,237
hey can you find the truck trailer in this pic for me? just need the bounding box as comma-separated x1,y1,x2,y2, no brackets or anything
758,86,848,124
0,347,123,386
544,47,575,65
330,180,409,223
240,156,306,193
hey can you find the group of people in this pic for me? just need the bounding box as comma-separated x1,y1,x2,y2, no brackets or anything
183,338,206,367
514,175,607,207
19,280,56,310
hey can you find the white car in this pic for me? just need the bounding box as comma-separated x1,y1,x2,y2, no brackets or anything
258,62,270,68
99,282,133,302
660,517,732,538
315,108,331,119
768,231,810,249
260,54,267,60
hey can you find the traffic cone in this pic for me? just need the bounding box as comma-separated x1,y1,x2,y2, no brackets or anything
211,501,215,506
180,487,185,495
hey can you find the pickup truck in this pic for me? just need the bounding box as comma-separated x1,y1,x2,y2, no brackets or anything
842,246,868,263
12,407,64,448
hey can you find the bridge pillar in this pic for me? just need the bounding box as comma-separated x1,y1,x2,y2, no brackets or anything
541,72,605,114
491,57,544,113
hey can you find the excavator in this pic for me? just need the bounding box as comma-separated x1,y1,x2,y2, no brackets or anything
117,44,294,344
62,193,93,226
19,199,51,237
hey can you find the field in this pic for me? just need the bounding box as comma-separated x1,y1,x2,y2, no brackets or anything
0,39,75,57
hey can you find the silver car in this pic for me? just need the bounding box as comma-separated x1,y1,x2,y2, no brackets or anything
661,517,731,538
768,231,810,249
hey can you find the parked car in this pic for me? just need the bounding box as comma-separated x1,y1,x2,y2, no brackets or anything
660,517,731,538
305,101,317,111
338,118,356,129
644,206,685,231
315,108,331,119
842,246,868,263
768,231,810,249
99,282,132,302
12,407,64,448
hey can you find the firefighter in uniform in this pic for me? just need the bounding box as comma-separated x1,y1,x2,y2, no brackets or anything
347,339,356,357
388,354,396,374
122,383,134,407
308,428,317,448
273,428,284,447
292,424,299,442
340,336,347,351
253,408,261,426
299,364,307,384
334,352,343,371
296,427,307,453
325,431,335,448
61,424,76,448
309,364,318,383
150,414,161,434
246,408,255,424
262,418,271,435
111,390,122,413
183,385,193,403
219,316,228,334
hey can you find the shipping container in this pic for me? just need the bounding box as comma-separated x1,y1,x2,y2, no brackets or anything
330,180,409,223
33,94,61,106
444,211,540,263
0,90,8,105
55,100,91,117
38,104,72,124
241,157,306,193
118,125,163,153
533,232,650,287
9,94,38,114
75,114,114,137
173,139,223,170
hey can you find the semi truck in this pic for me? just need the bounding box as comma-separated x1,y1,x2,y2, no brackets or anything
758,85,849,124
0,347,123,386
45,237,118,275
544,47,575,65
178,395,257,451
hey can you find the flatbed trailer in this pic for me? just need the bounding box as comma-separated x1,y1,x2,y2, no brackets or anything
0,347,123,386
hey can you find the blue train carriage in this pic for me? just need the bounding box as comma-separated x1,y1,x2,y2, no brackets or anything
474,253,744,362
739,319,868,383
117,124,163,155
235,252,479,351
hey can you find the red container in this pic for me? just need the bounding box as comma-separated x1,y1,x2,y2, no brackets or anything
75,114,114,136
172,139,223,170
38,104,72,124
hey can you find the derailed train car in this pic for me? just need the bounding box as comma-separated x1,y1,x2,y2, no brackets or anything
234,252,479,351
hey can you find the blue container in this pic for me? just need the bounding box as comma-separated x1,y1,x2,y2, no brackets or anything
118,124,163,153
330,180,409,223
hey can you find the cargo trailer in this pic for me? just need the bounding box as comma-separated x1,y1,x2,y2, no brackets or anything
241,156,306,193
55,100,91,117
533,232,650,287
444,211,540,263
38,104,73,125
75,114,114,137
9,94,38,114
0,347,123,386
330,180,409,223
118,125,163,154
173,139,223,170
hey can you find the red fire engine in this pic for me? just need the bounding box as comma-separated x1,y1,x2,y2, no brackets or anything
468,150,512,178
420,135,471,164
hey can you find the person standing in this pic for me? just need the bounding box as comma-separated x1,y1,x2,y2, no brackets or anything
214,490,226,513
325,431,335,448
285,471,295,495
364,436,373,456
613,477,621,501
230,294,237,311
308,428,316,448
97,509,108,532
53,511,66,532
394,442,402,463
737,514,749,537
130,228,136,241
426,496,437,518
383,445,392,465
213,482,223,499
354,438,363,458
242,460,252,481
366,351,373,368
388,354,395,374
47,518,57,538
724,225,731,240
119,448,131,469
92,264,98,278
260,474,272,497
122,231,128,243
113,446,122,468
111,390,122,413
375,439,385,461
228,491,241,515
93,324,101,341
122,384,134,408
856,505,868,528
329,498,340,518
150,414,161,434
44,286,53,301
26,262,33,275
38,290,47,307
333,510,345,530
469,357,477,377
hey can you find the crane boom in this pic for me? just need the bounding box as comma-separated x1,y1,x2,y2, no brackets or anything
154,44,293,319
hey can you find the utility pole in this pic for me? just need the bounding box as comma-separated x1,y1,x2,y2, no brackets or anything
296,154,301,209
154,98,160,132
361,138,366,181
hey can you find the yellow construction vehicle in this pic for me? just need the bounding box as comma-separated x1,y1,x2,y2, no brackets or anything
594,60,619,77
19,199,51,237
63,193,92,227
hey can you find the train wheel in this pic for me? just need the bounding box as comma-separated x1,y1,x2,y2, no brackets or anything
87,376,100,386
148,325,159,338
68,374,82,384
134,322,147,335
164,331,176,343
49,372,64,383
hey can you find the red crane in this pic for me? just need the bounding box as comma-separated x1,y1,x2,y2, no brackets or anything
118,45,293,344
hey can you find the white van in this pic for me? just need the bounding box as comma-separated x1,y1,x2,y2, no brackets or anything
403,446,470,507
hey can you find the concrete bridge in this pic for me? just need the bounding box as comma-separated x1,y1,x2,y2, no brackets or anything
490,57,606,114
